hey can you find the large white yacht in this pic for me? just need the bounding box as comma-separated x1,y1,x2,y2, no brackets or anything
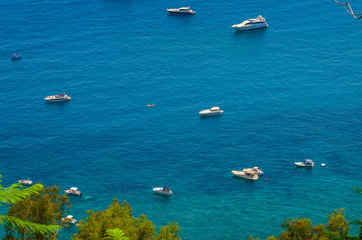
199,106,223,116
44,93,71,102
167,6,195,15
231,170,259,180
232,15,268,31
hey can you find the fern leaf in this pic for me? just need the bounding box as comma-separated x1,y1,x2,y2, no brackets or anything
103,229,129,240
0,183,43,205
0,215,60,234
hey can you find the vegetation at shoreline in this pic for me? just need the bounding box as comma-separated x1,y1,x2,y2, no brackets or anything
0,175,60,239
0,175,181,240
1,174,360,240
71,198,181,240
249,209,362,240
3,185,70,239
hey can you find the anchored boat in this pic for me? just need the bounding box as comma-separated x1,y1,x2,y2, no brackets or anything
232,15,268,31
231,170,259,180
153,187,172,196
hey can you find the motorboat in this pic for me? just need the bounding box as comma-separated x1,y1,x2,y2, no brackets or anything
61,215,77,224
199,106,223,116
153,187,172,196
242,166,264,176
18,179,33,185
11,52,22,60
231,170,259,180
167,6,195,15
231,15,268,31
65,187,82,196
295,159,314,168
44,93,71,102
321,163,326,167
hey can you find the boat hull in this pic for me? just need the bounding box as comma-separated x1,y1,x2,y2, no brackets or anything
153,187,172,195
167,9,195,15
295,162,314,168
232,23,268,31
231,170,259,180
199,110,223,116
65,190,82,196
45,99,71,102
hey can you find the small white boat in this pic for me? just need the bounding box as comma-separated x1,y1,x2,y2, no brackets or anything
61,215,77,224
44,93,71,102
153,187,172,196
18,178,33,185
295,159,314,168
231,170,259,180
232,15,268,31
242,166,264,176
321,163,326,167
167,6,195,15
65,187,82,196
199,106,223,116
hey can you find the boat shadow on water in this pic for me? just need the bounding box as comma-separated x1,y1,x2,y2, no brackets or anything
153,193,172,203
233,27,267,38
45,101,70,106
199,115,223,120
232,175,257,183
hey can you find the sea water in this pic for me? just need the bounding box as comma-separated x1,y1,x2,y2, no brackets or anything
0,0,361,239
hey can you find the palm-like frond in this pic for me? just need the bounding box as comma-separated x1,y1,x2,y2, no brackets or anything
103,229,129,240
0,183,43,205
0,215,60,234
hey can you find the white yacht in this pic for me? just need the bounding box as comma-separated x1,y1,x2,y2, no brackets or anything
65,187,82,196
242,166,264,176
18,179,33,185
199,106,223,116
167,6,195,15
232,15,268,31
153,187,172,196
44,93,71,102
61,215,77,224
295,159,314,168
231,170,259,180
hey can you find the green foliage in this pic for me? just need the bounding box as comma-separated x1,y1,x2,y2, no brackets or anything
251,208,360,240
3,185,70,240
156,222,181,240
326,209,349,238
277,218,327,240
72,198,181,240
103,229,129,240
0,175,61,238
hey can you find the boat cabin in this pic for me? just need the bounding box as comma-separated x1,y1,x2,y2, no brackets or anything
304,159,314,165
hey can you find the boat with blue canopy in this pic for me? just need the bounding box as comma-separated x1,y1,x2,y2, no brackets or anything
295,159,315,168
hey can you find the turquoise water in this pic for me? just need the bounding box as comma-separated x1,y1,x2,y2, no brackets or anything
1,0,362,239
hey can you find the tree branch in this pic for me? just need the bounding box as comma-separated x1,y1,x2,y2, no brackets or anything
334,0,362,19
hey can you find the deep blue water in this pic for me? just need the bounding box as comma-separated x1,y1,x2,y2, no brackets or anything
1,0,362,239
